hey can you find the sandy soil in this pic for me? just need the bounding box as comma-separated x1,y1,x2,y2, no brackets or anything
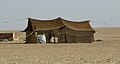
0,28,120,64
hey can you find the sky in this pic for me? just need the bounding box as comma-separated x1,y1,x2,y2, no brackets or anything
0,0,120,30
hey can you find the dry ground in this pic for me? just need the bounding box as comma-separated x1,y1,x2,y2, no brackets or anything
0,28,120,64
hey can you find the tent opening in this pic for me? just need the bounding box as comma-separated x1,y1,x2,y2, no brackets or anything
37,34,46,44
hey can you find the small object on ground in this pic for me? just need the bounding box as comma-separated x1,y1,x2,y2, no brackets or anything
96,39,102,41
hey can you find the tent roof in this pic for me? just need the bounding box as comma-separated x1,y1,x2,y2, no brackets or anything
61,18,93,31
24,17,94,31
28,17,64,30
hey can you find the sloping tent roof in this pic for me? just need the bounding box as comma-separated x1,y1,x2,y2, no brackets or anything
24,17,64,31
61,18,94,31
23,17,95,32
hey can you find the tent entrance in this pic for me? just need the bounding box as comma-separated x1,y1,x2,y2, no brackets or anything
37,34,46,44
50,37,58,43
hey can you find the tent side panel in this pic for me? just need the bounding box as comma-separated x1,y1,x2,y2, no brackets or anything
26,31,37,43
75,31,94,43
57,34,65,43
65,34,75,43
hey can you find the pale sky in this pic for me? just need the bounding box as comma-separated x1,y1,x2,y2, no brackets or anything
0,0,120,30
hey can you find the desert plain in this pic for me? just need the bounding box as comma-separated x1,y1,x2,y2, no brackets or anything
0,28,120,64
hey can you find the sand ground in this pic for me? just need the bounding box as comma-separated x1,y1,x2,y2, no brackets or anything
0,28,120,64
